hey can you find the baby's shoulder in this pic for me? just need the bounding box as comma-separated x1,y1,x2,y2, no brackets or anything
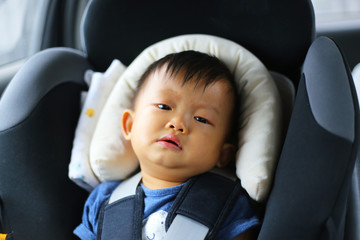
87,181,122,207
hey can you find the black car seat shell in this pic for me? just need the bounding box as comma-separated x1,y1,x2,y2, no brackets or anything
82,0,314,83
0,0,358,239
0,49,91,239
259,37,359,239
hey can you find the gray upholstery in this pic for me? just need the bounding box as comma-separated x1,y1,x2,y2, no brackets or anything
0,48,90,131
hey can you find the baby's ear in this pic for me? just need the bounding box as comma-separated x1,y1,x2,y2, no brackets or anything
216,144,236,168
121,109,135,141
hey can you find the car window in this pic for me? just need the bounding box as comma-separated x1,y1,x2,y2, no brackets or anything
0,0,49,66
312,0,360,30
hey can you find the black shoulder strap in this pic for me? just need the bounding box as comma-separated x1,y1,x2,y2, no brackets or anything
166,172,242,240
97,185,144,240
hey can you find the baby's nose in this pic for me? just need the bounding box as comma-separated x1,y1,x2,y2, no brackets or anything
169,124,184,133
166,121,187,134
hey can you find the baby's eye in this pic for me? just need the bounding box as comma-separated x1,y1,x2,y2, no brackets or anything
157,104,172,110
194,116,209,124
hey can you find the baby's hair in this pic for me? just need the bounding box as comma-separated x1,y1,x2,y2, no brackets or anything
135,50,236,97
134,50,239,146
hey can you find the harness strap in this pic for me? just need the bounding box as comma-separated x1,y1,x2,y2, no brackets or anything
166,172,242,239
109,172,142,204
97,172,144,240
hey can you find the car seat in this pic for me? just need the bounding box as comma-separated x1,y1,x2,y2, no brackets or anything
0,0,358,240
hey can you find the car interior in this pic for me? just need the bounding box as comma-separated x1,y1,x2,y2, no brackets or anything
0,0,359,239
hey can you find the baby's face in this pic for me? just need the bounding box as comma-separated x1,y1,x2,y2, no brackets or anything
123,66,235,188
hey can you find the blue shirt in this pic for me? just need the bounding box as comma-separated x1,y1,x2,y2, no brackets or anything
74,180,260,240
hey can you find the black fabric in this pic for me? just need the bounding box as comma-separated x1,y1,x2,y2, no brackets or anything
96,199,108,240
98,186,144,240
0,200,14,239
3,233,14,240
258,37,359,240
0,48,91,240
0,83,89,240
344,160,360,239
166,173,242,239
0,197,11,235
0,197,4,233
82,0,315,84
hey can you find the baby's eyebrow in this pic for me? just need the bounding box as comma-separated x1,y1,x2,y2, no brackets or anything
156,87,178,97
194,103,219,115
156,88,220,115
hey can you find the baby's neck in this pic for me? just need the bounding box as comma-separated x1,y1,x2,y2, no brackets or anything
141,171,185,190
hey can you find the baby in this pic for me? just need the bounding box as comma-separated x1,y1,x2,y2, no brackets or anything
74,51,260,240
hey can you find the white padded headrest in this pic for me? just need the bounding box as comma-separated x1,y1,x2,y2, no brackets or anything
70,34,283,202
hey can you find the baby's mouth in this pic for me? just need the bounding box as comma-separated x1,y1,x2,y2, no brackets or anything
157,135,182,151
